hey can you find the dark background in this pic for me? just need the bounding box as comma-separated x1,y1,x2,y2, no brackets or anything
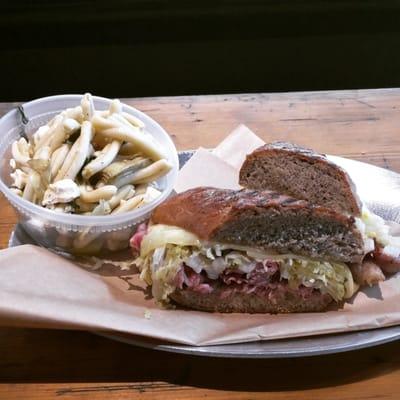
1,0,400,101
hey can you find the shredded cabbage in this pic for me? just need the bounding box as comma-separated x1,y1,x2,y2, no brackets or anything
137,244,192,302
280,259,355,301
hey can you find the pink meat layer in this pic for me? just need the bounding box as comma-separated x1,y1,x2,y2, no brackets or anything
130,223,148,252
174,260,332,304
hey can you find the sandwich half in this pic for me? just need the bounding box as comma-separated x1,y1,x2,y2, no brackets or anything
131,187,369,313
239,141,400,284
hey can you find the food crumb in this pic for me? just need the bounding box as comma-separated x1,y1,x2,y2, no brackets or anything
144,309,152,320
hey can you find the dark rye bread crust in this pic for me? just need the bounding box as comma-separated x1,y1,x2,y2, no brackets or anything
151,187,365,263
170,288,334,313
239,141,362,216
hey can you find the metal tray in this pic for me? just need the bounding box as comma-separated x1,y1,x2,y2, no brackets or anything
96,326,400,358
8,151,400,358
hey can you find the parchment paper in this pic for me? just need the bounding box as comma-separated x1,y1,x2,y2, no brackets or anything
0,125,399,346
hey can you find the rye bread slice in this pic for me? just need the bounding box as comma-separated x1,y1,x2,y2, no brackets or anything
170,287,334,313
239,141,362,216
151,187,365,263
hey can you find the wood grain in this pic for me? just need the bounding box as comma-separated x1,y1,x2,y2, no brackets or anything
0,89,399,399
0,328,398,400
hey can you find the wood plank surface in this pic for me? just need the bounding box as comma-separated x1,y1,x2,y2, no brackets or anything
0,89,399,399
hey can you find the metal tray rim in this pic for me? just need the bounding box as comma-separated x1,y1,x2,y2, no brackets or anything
95,325,400,358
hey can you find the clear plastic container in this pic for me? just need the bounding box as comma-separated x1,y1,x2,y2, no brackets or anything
0,95,179,256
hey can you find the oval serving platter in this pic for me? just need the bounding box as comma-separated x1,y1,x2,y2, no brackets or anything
9,150,400,358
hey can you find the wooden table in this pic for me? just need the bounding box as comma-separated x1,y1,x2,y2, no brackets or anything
0,89,399,399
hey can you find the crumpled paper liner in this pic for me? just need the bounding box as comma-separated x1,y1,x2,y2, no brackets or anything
0,125,399,346
175,124,264,193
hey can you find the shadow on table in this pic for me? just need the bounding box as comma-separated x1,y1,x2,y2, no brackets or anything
0,328,398,392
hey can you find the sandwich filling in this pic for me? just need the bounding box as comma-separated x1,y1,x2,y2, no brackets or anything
133,224,357,305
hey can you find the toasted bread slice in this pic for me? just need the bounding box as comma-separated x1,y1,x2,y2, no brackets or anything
171,286,334,313
239,141,362,216
151,187,365,263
